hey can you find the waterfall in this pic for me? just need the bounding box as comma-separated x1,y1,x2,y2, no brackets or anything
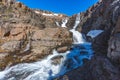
73,13,80,29
70,29,85,44
0,43,93,80
70,13,85,44
0,12,94,80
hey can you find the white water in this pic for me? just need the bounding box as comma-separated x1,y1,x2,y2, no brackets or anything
0,43,93,80
0,13,94,80
73,13,80,29
70,13,85,44
70,29,85,44
61,18,68,28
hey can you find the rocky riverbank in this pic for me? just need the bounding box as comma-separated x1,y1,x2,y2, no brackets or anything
0,1,72,70
0,0,120,80
57,0,120,80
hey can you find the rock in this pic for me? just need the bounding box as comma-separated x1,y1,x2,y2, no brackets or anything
51,55,63,65
0,53,9,70
56,46,69,53
22,4,28,10
15,2,22,8
30,27,72,60
107,17,120,63
0,53,8,60
89,56,120,80
57,56,120,80
10,27,24,36
0,27,72,69
0,1,71,70
1,41,21,52
56,0,120,79
92,29,111,54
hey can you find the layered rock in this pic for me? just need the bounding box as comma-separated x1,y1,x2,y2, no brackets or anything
0,0,120,80
56,0,120,80
0,2,72,70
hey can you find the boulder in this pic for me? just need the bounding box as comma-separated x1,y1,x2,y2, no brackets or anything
57,56,120,80
56,46,69,53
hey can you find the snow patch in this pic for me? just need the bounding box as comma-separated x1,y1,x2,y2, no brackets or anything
34,11,40,14
61,18,68,28
87,30,104,38
42,13,59,17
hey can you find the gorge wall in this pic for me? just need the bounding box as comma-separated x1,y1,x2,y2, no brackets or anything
0,1,72,70
0,0,120,80
58,0,120,80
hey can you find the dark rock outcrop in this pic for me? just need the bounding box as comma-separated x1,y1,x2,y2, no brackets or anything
57,56,120,80
56,0,120,80
108,17,120,64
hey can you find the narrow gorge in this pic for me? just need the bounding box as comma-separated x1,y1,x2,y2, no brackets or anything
0,0,120,80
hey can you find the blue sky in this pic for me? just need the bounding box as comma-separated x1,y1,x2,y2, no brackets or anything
18,0,98,16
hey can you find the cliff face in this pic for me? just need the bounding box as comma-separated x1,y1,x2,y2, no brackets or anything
57,0,120,80
0,0,120,80
0,1,72,70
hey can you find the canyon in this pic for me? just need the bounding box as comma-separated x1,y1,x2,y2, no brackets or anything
0,0,120,80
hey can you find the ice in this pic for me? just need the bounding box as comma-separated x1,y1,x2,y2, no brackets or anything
87,30,104,38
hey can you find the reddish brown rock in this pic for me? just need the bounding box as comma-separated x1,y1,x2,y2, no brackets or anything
0,26,72,69
56,46,69,53
15,2,22,8
0,1,71,70
1,41,21,52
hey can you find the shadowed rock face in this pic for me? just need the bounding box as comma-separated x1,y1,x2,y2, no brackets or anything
57,56,120,80
0,2,72,70
108,17,120,64
56,0,120,80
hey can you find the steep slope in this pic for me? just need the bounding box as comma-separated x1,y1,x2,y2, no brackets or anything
0,0,120,80
57,0,120,80
0,1,72,70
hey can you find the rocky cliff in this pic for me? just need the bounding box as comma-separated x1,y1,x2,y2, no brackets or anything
0,1,72,70
0,0,120,80
57,0,120,80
